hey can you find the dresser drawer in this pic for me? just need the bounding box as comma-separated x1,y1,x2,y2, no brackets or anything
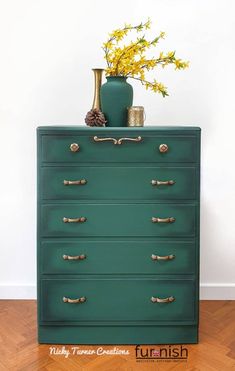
41,166,196,200
41,203,196,237
41,278,195,322
41,241,196,275
41,134,197,163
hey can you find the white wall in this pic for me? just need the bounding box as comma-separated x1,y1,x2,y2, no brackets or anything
0,0,234,299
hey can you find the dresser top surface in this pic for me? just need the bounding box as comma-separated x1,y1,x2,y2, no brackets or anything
37,125,201,134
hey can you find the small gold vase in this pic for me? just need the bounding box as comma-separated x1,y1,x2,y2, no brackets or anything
92,68,104,110
127,106,146,127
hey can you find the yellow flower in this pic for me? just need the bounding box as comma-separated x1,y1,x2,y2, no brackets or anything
103,41,113,49
145,18,151,29
109,29,126,41
174,59,189,69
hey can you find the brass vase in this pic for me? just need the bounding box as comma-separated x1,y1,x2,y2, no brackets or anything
85,68,106,126
92,68,104,110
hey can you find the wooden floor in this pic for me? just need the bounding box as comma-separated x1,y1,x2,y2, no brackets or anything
0,301,234,370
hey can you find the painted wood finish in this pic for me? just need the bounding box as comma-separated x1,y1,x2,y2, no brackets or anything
40,278,196,322
41,133,197,163
41,166,196,200
37,126,201,344
41,241,196,275
41,203,196,237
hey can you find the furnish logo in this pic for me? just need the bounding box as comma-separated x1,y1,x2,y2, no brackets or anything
135,345,188,363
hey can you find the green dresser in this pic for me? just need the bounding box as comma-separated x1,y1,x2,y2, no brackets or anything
37,126,201,344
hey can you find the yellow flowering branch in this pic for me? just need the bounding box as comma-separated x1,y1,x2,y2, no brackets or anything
102,19,189,97
114,38,147,75
102,19,151,67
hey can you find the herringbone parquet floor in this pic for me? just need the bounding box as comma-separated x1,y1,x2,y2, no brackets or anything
0,300,234,370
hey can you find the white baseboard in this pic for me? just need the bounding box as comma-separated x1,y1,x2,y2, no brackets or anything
0,284,234,300
0,285,36,299
200,283,235,300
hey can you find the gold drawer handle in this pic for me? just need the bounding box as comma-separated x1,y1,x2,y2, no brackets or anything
151,180,175,186
159,143,168,153
93,136,118,145
151,254,175,261
63,217,87,223
63,254,86,260
63,296,86,304
151,296,175,303
93,136,142,145
70,143,80,152
152,217,175,223
63,179,87,185
117,136,142,145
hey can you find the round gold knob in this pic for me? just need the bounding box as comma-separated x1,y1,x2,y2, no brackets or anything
70,143,80,152
159,143,168,153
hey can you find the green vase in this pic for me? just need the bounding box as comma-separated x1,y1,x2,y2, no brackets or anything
100,76,133,127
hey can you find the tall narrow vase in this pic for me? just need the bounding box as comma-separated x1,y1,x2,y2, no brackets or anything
100,76,133,127
85,68,107,127
92,68,104,110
